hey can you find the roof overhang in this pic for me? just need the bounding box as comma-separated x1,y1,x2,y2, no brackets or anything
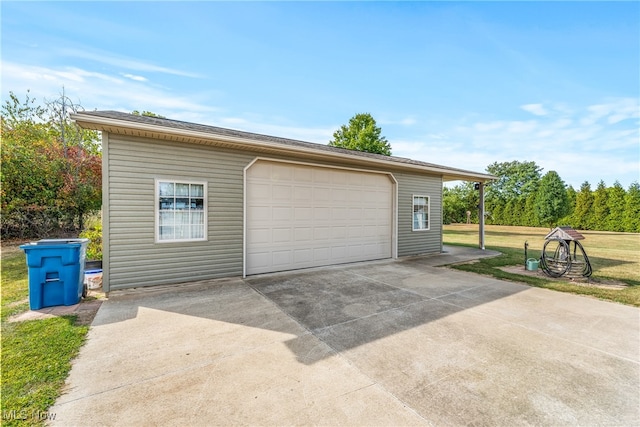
72,112,496,183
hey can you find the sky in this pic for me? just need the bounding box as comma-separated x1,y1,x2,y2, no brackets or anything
2,1,639,189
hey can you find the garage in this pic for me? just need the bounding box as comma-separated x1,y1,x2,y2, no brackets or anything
245,159,395,275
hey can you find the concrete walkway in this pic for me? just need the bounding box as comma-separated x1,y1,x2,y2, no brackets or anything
50,247,639,426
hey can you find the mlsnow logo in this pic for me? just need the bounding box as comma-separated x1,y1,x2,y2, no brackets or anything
3,409,56,421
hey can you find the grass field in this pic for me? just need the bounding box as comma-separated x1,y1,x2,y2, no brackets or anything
1,246,89,427
444,224,640,306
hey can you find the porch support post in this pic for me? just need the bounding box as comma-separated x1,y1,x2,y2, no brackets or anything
478,181,485,250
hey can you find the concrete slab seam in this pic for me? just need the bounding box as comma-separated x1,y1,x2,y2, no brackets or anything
245,274,436,424
347,270,434,299
310,297,435,335
56,358,219,406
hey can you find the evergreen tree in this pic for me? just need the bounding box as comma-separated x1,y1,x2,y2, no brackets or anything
513,198,526,226
606,181,626,232
488,202,503,225
560,185,577,225
534,171,570,228
593,180,610,230
572,181,594,230
624,182,640,232
524,194,540,227
503,199,516,226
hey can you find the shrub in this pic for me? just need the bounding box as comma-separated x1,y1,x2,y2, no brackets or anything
80,223,102,260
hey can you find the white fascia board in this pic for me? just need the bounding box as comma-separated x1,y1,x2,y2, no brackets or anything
72,113,496,183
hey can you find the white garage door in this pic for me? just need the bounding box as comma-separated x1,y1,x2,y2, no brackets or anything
246,160,393,275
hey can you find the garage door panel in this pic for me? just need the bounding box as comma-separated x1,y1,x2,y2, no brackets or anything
294,186,312,201
313,187,332,202
294,166,313,182
272,185,292,201
272,164,293,181
348,173,363,186
248,228,270,244
349,208,362,220
348,189,362,203
247,161,393,275
248,252,270,269
314,247,331,261
331,246,347,259
314,207,331,221
250,162,272,179
314,169,332,183
272,250,292,266
272,228,292,243
294,207,313,221
250,183,272,200
331,226,347,239
272,207,292,221
294,248,313,263
294,227,313,242
314,226,331,240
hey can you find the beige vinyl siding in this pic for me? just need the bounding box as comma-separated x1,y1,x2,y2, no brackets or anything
395,171,442,256
106,134,253,290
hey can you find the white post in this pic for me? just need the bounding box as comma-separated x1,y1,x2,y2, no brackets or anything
478,182,485,250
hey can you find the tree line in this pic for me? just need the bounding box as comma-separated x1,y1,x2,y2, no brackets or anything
444,160,640,232
1,91,102,239
3,93,636,239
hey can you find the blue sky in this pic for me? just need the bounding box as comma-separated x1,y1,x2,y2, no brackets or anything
2,1,639,189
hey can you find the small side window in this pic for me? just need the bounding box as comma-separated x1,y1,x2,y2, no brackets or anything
156,179,207,242
412,195,430,231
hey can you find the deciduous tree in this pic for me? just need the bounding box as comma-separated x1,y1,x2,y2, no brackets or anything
329,113,391,156
1,90,101,237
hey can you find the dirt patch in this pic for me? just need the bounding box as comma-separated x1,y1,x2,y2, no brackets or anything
8,289,106,326
499,265,629,290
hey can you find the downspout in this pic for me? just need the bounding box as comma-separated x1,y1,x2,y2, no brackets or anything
478,181,485,250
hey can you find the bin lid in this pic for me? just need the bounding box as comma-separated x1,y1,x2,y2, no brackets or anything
36,238,90,245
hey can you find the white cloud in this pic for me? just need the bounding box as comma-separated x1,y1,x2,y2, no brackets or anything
506,120,537,133
521,103,548,116
581,98,639,126
3,60,637,188
1,61,216,117
394,98,639,188
58,48,202,78
122,73,147,82
400,117,417,126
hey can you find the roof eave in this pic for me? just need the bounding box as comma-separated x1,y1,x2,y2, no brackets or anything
72,112,496,183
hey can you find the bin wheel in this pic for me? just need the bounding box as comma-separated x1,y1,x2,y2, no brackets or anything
82,283,88,299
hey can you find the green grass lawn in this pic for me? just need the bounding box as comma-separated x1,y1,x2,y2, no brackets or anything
444,224,640,306
1,246,89,427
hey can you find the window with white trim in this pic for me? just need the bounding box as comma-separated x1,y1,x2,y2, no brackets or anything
412,195,430,231
156,180,207,242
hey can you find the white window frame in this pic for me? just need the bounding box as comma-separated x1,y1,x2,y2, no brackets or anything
155,179,207,243
412,195,430,231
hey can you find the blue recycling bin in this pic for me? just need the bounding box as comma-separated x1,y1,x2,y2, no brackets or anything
20,238,89,310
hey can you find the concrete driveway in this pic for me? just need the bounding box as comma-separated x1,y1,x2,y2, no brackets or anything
51,247,639,426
